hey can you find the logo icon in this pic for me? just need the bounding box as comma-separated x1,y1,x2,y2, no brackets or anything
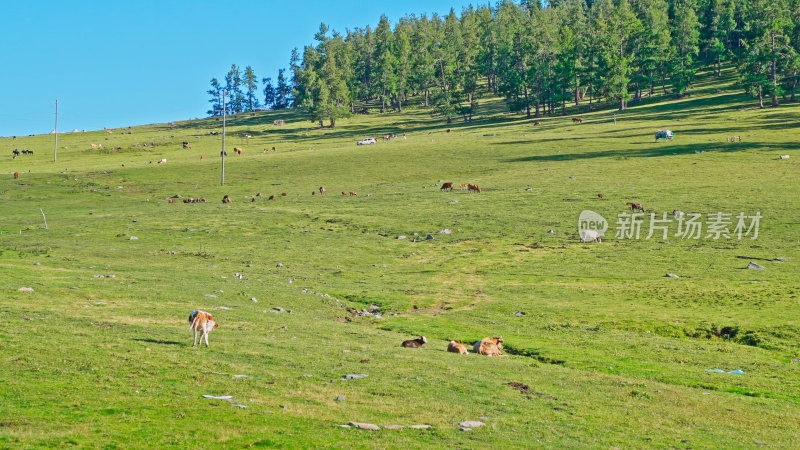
578,210,607,242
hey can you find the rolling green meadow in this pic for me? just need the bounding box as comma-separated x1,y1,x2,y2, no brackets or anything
1,69,800,448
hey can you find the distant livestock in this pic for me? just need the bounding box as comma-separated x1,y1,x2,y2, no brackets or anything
188,310,218,347
342,191,347,196
182,141,191,149
14,172,19,179
158,158,167,164
401,336,427,348
459,184,468,191
626,202,645,213
349,191,357,196
597,193,604,199
579,229,602,243
440,182,454,191
673,209,685,219
319,186,325,196
234,147,243,155
474,337,505,357
222,195,232,204
534,121,541,126
447,341,468,354
572,117,582,124
468,184,481,193
12,149,20,156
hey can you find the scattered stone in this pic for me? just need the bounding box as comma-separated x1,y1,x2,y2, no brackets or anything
349,422,380,431
515,311,526,316
272,307,286,312
204,294,218,298
448,200,458,204
234,273,244,279
276,263,283,267
479,416,492,420
665,273,680,278
397,235,407,240
336,395,346,402
426,234,434,240
303,374,313,378
438,229,451,234
343,374,368,380
339,424,351,428
747,262,766,270
382,425,403,429
129,236,138,240
459,421,486,429
214,306,233,310
203,395,233,400
33,262,40,266
93,302,106,305
18,287,34,292
280,405,287,409
525,188,533,191
569,176,576,179
779,155,789,159
408,425,431,429
70,287,79,290
547,229,556,234
231,404,247,409
251,297,258,303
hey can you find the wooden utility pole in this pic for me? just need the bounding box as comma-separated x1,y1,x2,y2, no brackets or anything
222,90,226,186
54,99,58,162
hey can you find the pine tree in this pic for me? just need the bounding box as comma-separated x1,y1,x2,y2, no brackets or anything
224,64,244,113
207,78,223,116
262,77,276,109
276,68,291,109
670,0,701,96
243,66,260,112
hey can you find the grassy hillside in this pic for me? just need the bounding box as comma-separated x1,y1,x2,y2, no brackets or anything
1,69,799,448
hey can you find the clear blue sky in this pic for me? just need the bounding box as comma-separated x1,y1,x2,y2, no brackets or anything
0,0,484,137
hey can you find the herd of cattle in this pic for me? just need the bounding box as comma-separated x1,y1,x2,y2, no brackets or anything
189,313,506,358
440,182,481,193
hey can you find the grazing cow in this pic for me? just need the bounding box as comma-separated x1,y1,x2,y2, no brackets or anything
199,197,206,203
534,121,541,126
572,117,582,123
12,149,20,156
597,193,604,199
468,184,481,193
349,191,357,196
222,195,232,204
182,142,191,149
440,182,454,191
626,202,645,213
268,195,275,200
673,209,685,219
579,229,602,243
474,337,505,357
342,191,347,196
446,129,451,133
234,147,243,155
90,144,98,149
459,184,468,191
168,198,177,203
319,186,325,196
401,336,427,348
252,197,257,202
281,193,287,197
184,198,191,203
188,310,218,347
447,341,468,354
14,172,19,179
312,191,316,196
272,147,276,152
158,158,167,164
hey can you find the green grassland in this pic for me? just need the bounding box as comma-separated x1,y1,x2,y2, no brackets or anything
1,69,799,448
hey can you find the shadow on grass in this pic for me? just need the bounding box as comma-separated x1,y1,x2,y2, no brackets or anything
133,338,185,346
504,141,798,163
